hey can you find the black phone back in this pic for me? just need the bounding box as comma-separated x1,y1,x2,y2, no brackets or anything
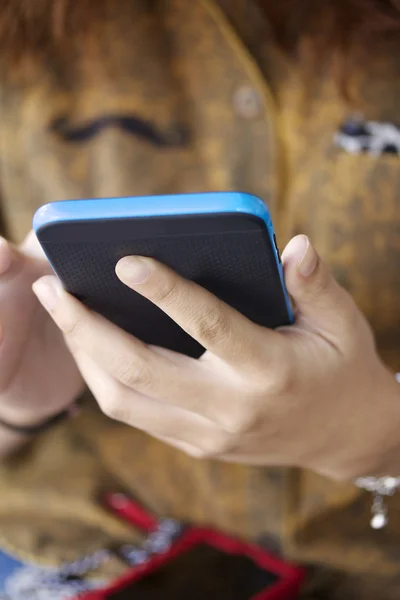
37,214,291,358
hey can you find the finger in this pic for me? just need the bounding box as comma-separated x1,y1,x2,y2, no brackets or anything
0,237,46,282
0,238,13,275
21,230,47,261
73,350,231,456
116,256,281,367
32,275,211,406
0,239,25,280
151,435,214,459
282,235,356,341
32,276,248,424
0,241,42,392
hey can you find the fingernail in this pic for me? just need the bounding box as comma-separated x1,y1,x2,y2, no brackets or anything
32,277,62,311
116,257,150,284
297,236,318,277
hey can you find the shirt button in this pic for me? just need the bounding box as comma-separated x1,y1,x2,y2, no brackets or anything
233,85,263,119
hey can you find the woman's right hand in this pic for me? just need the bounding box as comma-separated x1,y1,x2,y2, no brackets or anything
0,232,84,430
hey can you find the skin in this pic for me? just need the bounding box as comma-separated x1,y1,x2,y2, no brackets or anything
7,233,395,480
0,232,84,455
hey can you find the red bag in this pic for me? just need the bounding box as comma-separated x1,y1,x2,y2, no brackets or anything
78,493,306,600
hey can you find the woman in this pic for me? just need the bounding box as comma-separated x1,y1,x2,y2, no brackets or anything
0,1,400,597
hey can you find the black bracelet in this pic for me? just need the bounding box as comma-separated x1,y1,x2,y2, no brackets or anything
0,403,80,436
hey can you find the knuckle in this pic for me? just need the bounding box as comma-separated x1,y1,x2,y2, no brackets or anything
150,279,180,307
338,303,359,342
115,358,152,391
260,361,296,396
193,305,230,345
360,318,376,348
99,395,126,422
341,293,359,324
298,263,331,303
199,435,235,457
184,446,210,460
275,362,296,393
311,264,331,298
221,409,257,435
344,303,375,352
341,291,363,323
63,315,86,340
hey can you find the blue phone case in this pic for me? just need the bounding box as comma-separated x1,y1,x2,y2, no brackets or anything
34,192,293,357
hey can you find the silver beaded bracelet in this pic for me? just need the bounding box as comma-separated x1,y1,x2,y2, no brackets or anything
354,476,400,529
354,373,400,530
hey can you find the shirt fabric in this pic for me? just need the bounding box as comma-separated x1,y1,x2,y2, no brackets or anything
0,1,400,598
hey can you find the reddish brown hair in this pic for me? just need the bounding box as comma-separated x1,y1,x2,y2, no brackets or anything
261,0,400,92
0,0,101,59
1,0,400,67
261,0,400,51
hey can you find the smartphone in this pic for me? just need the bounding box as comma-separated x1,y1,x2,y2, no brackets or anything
33,192,293,358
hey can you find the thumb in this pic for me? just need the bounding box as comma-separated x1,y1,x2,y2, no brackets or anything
282,235,352,337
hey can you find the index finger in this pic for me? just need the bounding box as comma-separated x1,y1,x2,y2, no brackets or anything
116,256,280,366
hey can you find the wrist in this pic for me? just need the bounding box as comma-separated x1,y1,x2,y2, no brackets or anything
0,398,82,437
357,365,400,478
0,404,61,431
353,369,400,530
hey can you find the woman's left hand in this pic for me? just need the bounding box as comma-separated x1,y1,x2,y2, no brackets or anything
32,235,400,480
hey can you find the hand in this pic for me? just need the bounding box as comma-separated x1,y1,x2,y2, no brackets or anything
32,235,400,480
0,232,84,429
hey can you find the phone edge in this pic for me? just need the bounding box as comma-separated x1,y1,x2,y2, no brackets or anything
33,192,294,323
